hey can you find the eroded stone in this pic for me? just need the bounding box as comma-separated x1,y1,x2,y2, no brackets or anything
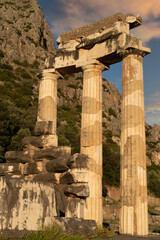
46,157,69,173
33,173,57,184
5,151,32,164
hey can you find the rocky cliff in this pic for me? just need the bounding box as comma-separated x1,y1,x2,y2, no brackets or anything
0,0,160,198
0,0,56,67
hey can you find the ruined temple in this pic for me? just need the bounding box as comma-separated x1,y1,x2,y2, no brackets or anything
0,13,151,236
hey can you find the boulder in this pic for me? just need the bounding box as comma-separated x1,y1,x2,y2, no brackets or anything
46,157,69,173
33,173,57,184
5,151,32,164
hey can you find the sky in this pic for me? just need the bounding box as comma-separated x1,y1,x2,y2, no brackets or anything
38,0,160,126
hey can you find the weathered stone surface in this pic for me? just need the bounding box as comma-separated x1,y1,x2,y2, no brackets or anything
55,217,97,235
33,173,57,183
33,146,71,161
35,121,55,136
59,172,74,184
54,185,68,216
46,157,69,173
0,163,21,176
5,151,32,164
64,183,89,197
67,153,89,169
0,177,56,231
59,13,141,45
23,162,40,175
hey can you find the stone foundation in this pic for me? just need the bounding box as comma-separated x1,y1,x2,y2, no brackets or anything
0,135,97,233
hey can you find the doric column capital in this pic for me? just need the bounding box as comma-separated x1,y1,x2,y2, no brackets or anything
82,60,109,72
119,47,150,59
42,68,63,81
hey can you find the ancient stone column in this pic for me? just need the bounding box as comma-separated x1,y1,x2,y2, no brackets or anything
120,50,148,235
80,61,106,226
35,68,61,147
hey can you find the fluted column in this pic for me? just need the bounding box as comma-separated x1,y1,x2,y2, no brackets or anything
35,68,61,147
120,50,148,235
81,61,106,226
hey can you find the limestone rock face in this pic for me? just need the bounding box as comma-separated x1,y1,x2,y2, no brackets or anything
0,0,56,67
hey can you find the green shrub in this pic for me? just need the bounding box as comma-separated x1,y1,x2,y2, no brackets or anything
0,63,13,70
16,29,22,36
13,60,30,68
31,60,40,68
0,49,4,58
9,128,31,151
108,107,117,118
21,224,85,240
147,163,160,197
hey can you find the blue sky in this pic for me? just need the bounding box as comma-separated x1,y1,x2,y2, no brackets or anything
38,0,160,126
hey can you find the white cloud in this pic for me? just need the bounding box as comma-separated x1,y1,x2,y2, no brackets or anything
145,91,160,125
50,0,160,44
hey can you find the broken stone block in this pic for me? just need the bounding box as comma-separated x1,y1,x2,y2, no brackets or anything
5,151,32,164
67,153,89,169
22,135,58,149
0,163,21,176
46,157,69,173
23,162,40,175
54,217,97,235
33,173,57,184
61,169,88,183
59,172,74,184
33,146,71,161
64,183,89,197
35,121,55,135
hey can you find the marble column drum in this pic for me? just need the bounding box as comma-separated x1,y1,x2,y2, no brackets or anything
35,69,60,147
120,51,148,235
81,62,105,226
